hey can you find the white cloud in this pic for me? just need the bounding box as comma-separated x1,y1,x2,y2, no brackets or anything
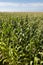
0,2,43,12
0,2,43,7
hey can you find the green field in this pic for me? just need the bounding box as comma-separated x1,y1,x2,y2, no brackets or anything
0,12,43,65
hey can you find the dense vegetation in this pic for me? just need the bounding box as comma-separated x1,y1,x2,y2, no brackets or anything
0,12,43,65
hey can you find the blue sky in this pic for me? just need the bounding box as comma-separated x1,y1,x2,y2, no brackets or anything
0,0,43,3
0,0,43,12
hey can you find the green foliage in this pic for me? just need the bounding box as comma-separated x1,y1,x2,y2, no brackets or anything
0,13,43,65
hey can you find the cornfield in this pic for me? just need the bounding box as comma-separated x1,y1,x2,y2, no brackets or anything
0,12,43,65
